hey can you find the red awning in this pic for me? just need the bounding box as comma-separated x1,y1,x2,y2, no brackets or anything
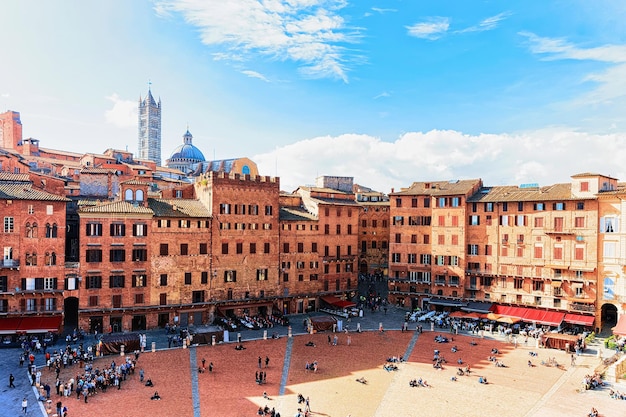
320,295,356,309
521,308,544,322
507,307,529,318
564,314,595,327
612,315,626,336
0,317,23,335
16,316,63,334
535,311,565,327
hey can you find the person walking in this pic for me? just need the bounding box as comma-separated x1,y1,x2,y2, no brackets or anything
265,356,270,368
9,373,15,388
22,397,28,414
258,356,262,369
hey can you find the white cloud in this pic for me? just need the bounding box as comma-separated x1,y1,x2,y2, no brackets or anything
371,7,397,14
406,17,450,40
520,32,626,120
241,70,270,82
104,94,137,129
520,31,626,63
254,128,626,193
1,93,9,98
458,12,511,34
155,0,358,82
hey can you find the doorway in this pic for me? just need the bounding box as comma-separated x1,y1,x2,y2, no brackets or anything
63,297,79,330
131,315,146,331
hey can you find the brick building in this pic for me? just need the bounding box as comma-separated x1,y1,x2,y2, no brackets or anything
195,171,281,321
387,175,603,328
0,172,68,334
354,183,390,276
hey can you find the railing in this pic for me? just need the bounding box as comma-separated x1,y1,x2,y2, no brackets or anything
570,303,595,313
65,262,80,269
0,259,19,268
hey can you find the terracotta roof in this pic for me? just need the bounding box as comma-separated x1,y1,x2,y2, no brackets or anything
81,168,115,174
311,197,360,206
467,183,592,202
121,179,151,186
279,206,318,221
0,183,70,201
392,179,482,196
148,199,210,217
39,147,84,158
78,200,153,214
571,172,617,180
0,172,31,182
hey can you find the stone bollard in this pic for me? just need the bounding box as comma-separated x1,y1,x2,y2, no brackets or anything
212,335,216,346
237,333,242,343
151,341,156,353
288,326,292,338
120,344,125,357
263,330,268,340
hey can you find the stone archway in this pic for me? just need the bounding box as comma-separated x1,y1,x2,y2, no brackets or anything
601,303,618,326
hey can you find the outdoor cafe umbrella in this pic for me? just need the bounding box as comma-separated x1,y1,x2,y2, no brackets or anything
485,313,501,321
496,316,521,324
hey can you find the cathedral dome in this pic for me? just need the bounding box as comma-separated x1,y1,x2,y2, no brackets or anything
169,142,205,162
166,129,206,174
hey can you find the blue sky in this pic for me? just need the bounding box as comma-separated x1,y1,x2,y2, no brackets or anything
2,0,626,192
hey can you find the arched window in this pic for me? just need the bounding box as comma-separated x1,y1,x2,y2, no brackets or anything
135,189,144,201
25,223,33,238
46,223,58,238
125,189,134,201
45,252,56,266
26,252,37,266
32,222,38,238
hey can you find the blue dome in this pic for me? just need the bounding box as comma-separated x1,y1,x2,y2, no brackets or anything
168,129,205,162
169,143,205,162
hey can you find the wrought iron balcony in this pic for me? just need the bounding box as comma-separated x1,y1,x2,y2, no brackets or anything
0,259,19,269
